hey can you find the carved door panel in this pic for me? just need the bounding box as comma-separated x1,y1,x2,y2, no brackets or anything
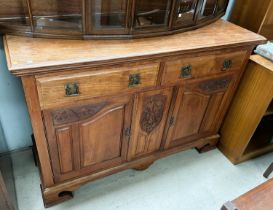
164,74,237,149
43,96,133,182
127,88,173,160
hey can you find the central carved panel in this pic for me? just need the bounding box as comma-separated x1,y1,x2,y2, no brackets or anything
140,94,167,134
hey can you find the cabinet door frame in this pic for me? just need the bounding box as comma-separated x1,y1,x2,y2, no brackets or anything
85,0,133,35
163,73,239,149
171,0,201,29
43,95,133,182
127,88,173,160
131,0,173,33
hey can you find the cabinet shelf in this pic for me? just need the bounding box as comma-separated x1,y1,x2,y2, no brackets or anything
242,115,273,161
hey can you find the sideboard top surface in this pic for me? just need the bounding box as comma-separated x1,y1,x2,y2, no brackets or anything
4,20,266,76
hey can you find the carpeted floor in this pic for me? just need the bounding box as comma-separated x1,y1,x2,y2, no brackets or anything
6,148,273,210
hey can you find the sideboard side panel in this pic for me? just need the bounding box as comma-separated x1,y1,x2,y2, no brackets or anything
21,76,54,187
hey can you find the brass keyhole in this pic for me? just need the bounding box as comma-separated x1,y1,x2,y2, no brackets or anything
129,74,141,87
223,59,232,70
180,65,192,78
65,83,80,97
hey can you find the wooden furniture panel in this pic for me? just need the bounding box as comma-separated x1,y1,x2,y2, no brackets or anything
43,96,133,182
230,0,273,40
4,21,265,75
21,76,55,187
79,106,124,167
127,88,173,160
259,0,273,40
222,178,273,210
161,50,247,85
3,20,265,207
164,74,237,149
55,127,74,174
36,63,159,109
219,55,273,164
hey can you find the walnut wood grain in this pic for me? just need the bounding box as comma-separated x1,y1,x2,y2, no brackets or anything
36,62,159,109
127,88,173,160
43,95,133,182
3,20,266,75
162,50,247,85
21,76,54,187
164,73,236,149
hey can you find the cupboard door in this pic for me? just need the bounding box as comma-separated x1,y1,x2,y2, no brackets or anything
133,0,172,32
164,74,237,149
127,88,173,160
172,0,199,28
198,0,217,21
43,96,133,182
30,0,83,35
87,0,130,35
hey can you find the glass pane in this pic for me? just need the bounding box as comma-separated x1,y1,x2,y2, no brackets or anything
217,0,228,12
199,0,217,19
31,0,82,34
0,0,29,27
175,0,198,26
91,0,127,30
134,0,171,28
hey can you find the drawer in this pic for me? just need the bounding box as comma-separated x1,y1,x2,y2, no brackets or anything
36,63,160,109
161,50,247,85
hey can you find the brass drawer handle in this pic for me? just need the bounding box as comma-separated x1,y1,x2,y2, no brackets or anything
180,65,192,78
223,59,232,70
129,74,141,87
65,83,80,97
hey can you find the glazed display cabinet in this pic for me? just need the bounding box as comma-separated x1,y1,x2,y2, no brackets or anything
0,0,229,39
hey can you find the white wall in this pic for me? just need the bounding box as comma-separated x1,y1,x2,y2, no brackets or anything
0,38,33,153
223,0,235,20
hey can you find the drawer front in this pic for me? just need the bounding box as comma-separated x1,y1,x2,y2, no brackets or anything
161,50,247,85
36,63,160,109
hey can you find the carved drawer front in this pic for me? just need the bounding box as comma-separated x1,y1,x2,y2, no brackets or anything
43,96,133,182
164,73,238,149
36,63,160,109
161,50,247,85
127,88,173,160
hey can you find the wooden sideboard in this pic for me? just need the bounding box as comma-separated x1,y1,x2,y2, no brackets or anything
3,20,266,207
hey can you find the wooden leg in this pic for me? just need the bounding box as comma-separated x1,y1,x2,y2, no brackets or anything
133,161,154,171
41,185,74,208
263,162,273,178
196,143,216,153
195,136,218,153
31,134,38,167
